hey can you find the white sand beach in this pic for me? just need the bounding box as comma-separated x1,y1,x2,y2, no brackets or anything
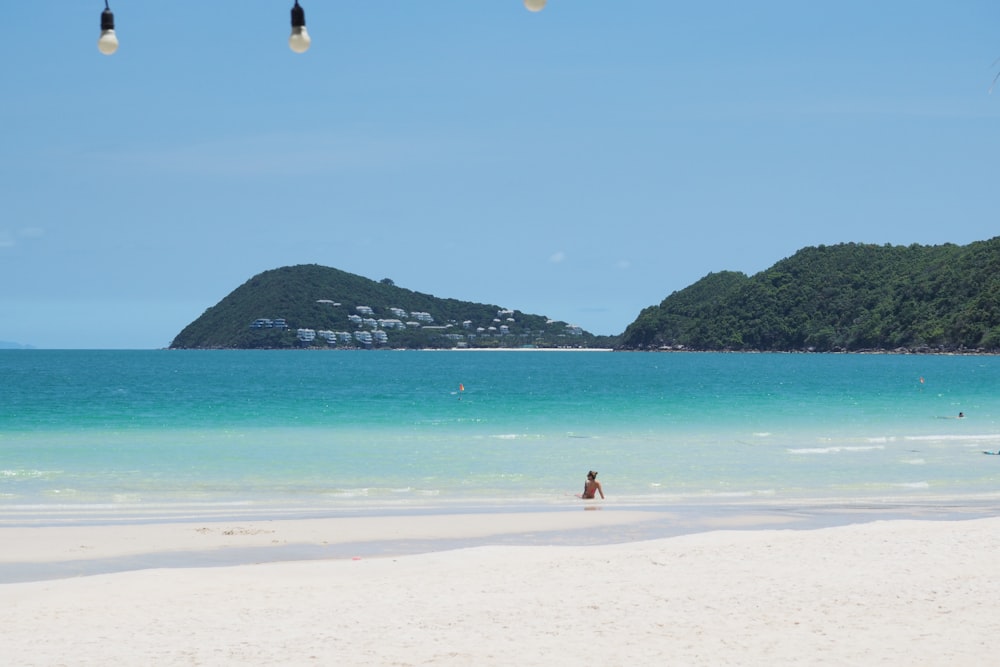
3,513,999,666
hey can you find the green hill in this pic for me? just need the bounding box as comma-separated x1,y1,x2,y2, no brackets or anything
619,238,1000,352
169,264,616,349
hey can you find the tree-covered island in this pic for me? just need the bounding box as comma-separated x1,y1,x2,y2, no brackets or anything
171,238,1000,353
169,265,618,350
619,238,1000,353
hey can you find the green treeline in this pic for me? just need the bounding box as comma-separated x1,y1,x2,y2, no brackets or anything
171,239,1000,352
170,264,614,349
619,238,1000,352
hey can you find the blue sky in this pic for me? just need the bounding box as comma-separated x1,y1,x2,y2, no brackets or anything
2,1,998,349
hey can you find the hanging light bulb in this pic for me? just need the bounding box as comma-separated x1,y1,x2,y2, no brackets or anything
289,1,311,54
523,0,547,12
97,1,119,55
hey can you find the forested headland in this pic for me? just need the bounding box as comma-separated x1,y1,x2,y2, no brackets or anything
171,239,1000,353
619,238,1000,353
170,265,616,349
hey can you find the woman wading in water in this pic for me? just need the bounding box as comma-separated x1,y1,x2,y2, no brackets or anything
581,470,604,499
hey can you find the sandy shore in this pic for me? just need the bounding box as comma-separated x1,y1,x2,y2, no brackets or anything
3,513,999,665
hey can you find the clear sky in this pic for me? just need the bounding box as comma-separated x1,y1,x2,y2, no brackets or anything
2,1,998,349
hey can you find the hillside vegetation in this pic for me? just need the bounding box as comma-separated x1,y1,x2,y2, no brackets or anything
170,265,615,349
619,238,1000,352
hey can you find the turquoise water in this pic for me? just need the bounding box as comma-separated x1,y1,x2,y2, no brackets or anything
3,350,1000,523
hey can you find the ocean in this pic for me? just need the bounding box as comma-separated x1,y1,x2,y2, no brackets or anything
3,350,1000,526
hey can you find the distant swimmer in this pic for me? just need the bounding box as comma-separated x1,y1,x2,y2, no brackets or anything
959,412,965,419
580,470,604,500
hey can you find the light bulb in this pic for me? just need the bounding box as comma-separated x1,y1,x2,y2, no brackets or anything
289,26,311,54
524,0,547,12
98,29,119,55
289,1,311,54
98,4,118,55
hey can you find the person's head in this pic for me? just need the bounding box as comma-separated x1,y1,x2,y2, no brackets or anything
587,471,597,480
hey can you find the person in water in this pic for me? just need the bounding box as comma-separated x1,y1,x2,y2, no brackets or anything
582,470,604,499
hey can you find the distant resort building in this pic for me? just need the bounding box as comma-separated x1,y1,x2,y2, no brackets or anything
245,296,580,349
250,318,288,330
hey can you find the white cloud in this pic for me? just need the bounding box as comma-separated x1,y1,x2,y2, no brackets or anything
549,251,566,263
0,228,45,249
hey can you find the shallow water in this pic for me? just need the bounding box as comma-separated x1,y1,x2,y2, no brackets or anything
3,350,1000,525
